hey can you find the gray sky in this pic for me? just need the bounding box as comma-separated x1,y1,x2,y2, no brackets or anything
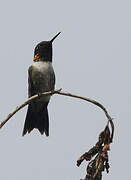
0,0,130,179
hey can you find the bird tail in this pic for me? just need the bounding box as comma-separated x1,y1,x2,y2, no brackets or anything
22,103,49,136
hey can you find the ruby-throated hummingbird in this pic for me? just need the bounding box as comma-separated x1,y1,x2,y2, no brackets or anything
22,32,61,136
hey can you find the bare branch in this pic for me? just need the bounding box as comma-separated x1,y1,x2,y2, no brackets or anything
0,88,114,180
0,89,61,129
0,89,114,141
55,91,114,142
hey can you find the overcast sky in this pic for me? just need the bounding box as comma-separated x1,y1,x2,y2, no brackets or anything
0,0,130,179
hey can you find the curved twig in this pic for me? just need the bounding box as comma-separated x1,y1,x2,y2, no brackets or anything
0,89,61,128
0,89,114,141
55,91,114,142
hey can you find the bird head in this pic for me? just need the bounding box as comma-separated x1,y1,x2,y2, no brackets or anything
33,32,61,62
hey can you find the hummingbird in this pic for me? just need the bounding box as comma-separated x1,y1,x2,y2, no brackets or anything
22,32,61,136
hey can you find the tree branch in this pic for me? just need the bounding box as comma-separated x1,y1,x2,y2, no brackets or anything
0,88,114,179
0,89,60,128
0,89,114,140
55,91,114,142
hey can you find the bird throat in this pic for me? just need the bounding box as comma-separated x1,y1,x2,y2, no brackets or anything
33,54,52,62
33,54,40,62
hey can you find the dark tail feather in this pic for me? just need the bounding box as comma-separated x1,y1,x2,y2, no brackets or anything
22,103,49,136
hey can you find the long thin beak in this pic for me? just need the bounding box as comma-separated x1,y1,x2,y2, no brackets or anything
50,32,61,43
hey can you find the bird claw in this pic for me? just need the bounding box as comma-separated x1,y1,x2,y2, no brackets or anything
38,93,42,97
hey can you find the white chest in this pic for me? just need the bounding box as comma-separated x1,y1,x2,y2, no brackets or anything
32,61,52,73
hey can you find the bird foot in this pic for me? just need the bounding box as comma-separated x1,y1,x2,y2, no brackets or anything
38,92,42,97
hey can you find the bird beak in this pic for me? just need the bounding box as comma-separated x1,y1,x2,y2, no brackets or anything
50,32,61,43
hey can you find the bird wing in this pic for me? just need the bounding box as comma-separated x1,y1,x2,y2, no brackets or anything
28,66,35,98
